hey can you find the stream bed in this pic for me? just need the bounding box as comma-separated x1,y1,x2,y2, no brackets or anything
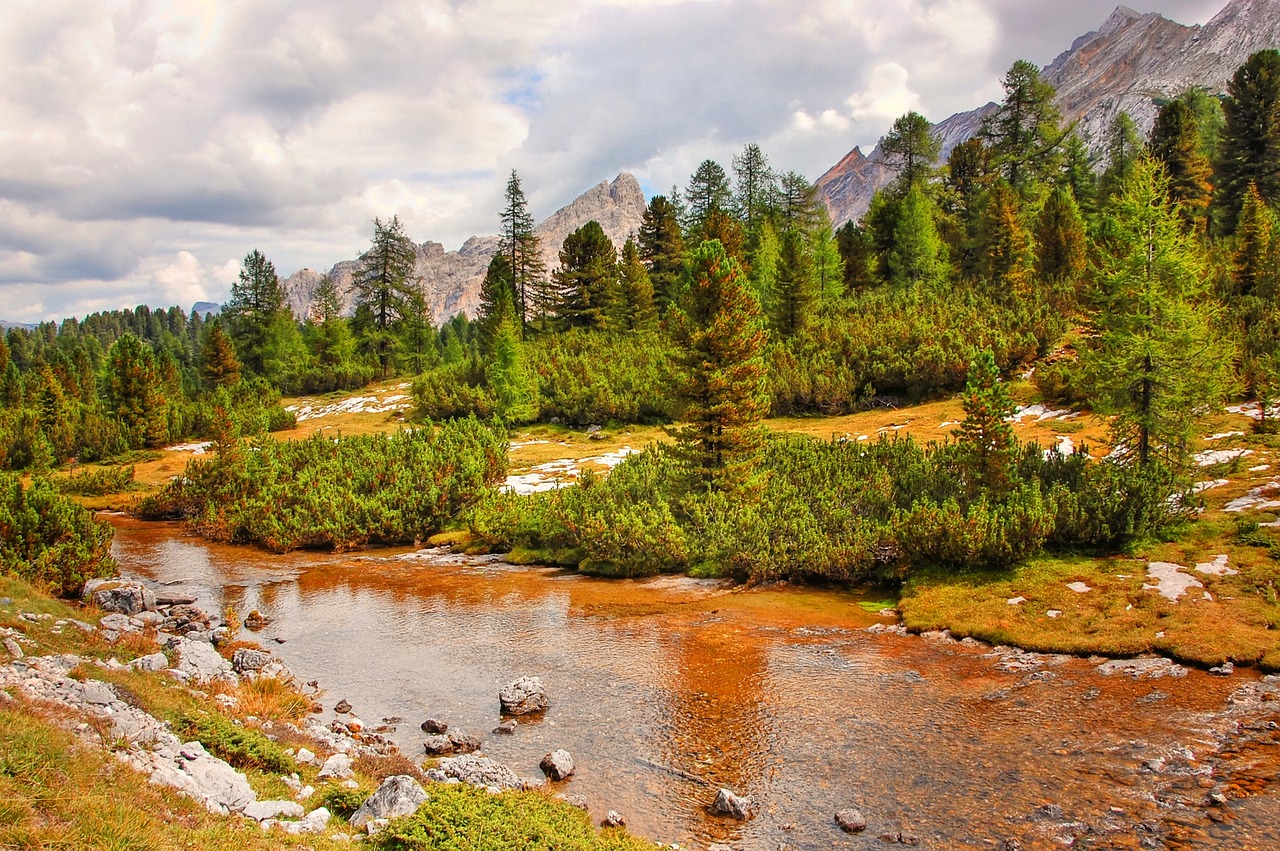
107,515,1280,850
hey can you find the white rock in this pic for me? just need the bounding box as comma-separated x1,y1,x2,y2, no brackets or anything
1066,582,1092,594
317,753,354,781
244,800,305,822
1144,562,1203,602
350,775,429,830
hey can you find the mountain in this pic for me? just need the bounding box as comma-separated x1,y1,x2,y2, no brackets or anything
190,301,221,317
283,172,647,324
817,0,1280,226
0,320,36,331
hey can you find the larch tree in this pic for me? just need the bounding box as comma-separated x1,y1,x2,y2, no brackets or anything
881,111,941,190
670,240,769,494
638,195,686,315
774,226,818,337
981,60,1065,192
956,350,1017,497
887,184,946,287
732,143,776,231
199,320,240,389
1034,185,1088,308
499,170,547,333
477,253,516,354
352,215,418,377
1216,49,1280,234
684,159,732,237
1085,157,1234,470
1099,112,1144,201
973,180,1032,299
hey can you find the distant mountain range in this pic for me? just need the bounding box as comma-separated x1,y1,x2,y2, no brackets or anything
282,173,646,326
816,0,1280,226
0,320,35,331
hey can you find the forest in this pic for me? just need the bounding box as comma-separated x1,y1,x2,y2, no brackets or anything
5,50,1280,591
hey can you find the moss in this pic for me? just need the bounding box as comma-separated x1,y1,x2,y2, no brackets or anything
177,713,296,774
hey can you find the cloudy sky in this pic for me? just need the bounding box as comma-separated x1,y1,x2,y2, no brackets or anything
0,0,1226,322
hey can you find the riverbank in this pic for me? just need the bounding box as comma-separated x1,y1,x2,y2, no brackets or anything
0,574,658,850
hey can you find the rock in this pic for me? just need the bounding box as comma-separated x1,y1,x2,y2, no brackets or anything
420,718,448,734
3,637,22,659
350,775,429,830
156,593,198,606
879,833,921,846
86,579,156,615
601,810,626,828
244,610,271,630
492,719,517,735
835,808,868,833
709,788,755,820
79,679,116,706
334,698,352,714
346,717,364,733
1095,657,1188,680
1211,661,1236,676
67,619,95,633
134,611,164,627
499,676,548,716
173,637,235,684
98,613,141,633
430,754,523,790
422,735,455,755
232,648,271,673
130,652,169,673
243,800,305,822
0,597,10,606
177,741,258,813
555,793,590,811
317,753,354,781
281,807,331,835
540,749,575,781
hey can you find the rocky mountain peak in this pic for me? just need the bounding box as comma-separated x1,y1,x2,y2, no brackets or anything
282,173,647,325
1099,6,1142,35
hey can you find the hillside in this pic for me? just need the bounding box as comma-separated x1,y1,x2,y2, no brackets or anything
282,173,646,325
817,0,1280,225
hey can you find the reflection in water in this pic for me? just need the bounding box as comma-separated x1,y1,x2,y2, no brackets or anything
107,516,1280,850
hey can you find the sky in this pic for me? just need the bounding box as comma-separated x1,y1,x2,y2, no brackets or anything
0,0,1227,323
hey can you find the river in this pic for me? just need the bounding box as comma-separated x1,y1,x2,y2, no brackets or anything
108,515,1280,850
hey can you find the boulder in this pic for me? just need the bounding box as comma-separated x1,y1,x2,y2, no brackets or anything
317,753,354,781
423,733,482,756
492,720,517,735
85,579,156,615
420,718,448,734
232,648,271,673
177,741,257,813
835,808,868,833
173,637,235,684
555,793,590,811
350,775,429,830
98,613,141,633
601,810,626,828
334,698,352,714
540,749,575,781
80,679,116,706
243,800,305,822
281,807,331,835
709,788,755,820
428,754,522,790
296,747,317,766
499,676,548,716
244,610,271,630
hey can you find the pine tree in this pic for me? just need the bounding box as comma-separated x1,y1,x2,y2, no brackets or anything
1060,133,1098,215
225,249,287,376
684,159,732,236
486,313,537,423
887,185,946,287
732,143,776,231
701,208,746,263
638,195,686,315
670,240,769,494
616,238,656,330
200,320,241,389
352,215,418,376
104,333,168,449
956,351,1016,497
881,111,941,190
774,227,818,337
477,253,516,353
1233,182,1280,299
1034,186,1087,307
1216,50,1280,234
973,180,1032,299
1149,98,1213,232
1100,112,1143,201
1085,158,1234,469
835,221,875,292
981,60,1065,191
775,171,828,236
499,170,547,333
552,220,618,330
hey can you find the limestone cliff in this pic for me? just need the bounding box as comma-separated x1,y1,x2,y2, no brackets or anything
283,172,647,324
817,0,1280,227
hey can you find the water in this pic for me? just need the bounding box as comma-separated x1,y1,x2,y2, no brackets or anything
109,515,1280,849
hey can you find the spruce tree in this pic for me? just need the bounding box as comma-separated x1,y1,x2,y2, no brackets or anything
887,185,946,287
670,240,769,494
774,227,818,336
499,170,547,333
684,159,732,236
200,320,241,389
981,60,1065,191
732,143,776,231
225,249,288,376
956,350,1016,497
616,238,656,330
1149,98,1213,231
1085,157,1233,469
1034,186,1087,308
1060,134,1098,215
881,111,940,190
1216,50,1280,234
352,215,418,377
552,220,618,330
638,195,686,315
1099,112,1143,201
477,253,516,353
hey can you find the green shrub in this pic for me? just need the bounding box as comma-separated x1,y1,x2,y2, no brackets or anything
176,713,295,773
55,465,135,496
317,784,370,819
0,475,116,597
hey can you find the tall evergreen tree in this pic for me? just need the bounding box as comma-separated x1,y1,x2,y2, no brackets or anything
1232,182,1280,299
477,253,516,353
981,60,1065,191
670,240,769,494
225,249,287,376
835,221,875,292
499,170,547,332
1216,49,1280,234
1149,98,1214,231
638,195,686,315
1099,112,1143,201
973,180,1032,299
616,238,656,330
308,276,359,390
732,143,776,231
1085,158,1233,469
684,159,732,236
1034,186,1087,307
104,333,168,449
352,215,418,377
199,320,240,389
956,351,1016,497
774,226,818,337
552,220,618,330
1060,133,1098,215
881,111,941,190
887,185,946,287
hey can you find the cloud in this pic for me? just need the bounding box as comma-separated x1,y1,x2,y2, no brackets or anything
0,0,1237,321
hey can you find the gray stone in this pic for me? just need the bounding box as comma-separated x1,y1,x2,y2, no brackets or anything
555,793,589,811
499,676,548,716
67,619,95,633
317,753,354,781
422,734,454,755
98,613,141,633
492,719,517,735
130,652,169,673
232,648,271,673
431,754,522,790
281,807,331,835
174,637,234,684
88,581,156,616
1211,661,1236,676
80,679,116,706
540,749,575,781
177,741,257,813
601,810,626,828
243,800,305,822
350,775,429,830
0,597,10,606
709,788,755,820
835,808,868,833
134,611,164,627
295,747,317,765
156,593,198,606
3,637,22,659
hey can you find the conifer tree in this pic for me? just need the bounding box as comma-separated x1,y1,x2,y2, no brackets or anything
486,311,537,423
1060,134,1098,215
477,253,516,353
684,159,732,236
1149,98,1213,231
1034,186,1087,307
881,111,940,190
732,143,776,231
352,215,419,377
1233,182,1280,299
701,208,746,263
981,60,1065,191
1216,50,1280,234
887,185,946,287
225,249,287,376
956,350,1016,497
746,219,781,318
1085,158,1233,469
104,333,168,449
776,171,828,236
1100,112,1143,201
200,320,240,389
638,195,686,315
552,220,618,330
499,170,547,332
774,227,818,337
616,238,656,330
835,221,875,292
670,240,769,494
973,181,1032,299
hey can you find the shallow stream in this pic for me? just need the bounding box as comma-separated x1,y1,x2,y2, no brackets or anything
108,515,1280,850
